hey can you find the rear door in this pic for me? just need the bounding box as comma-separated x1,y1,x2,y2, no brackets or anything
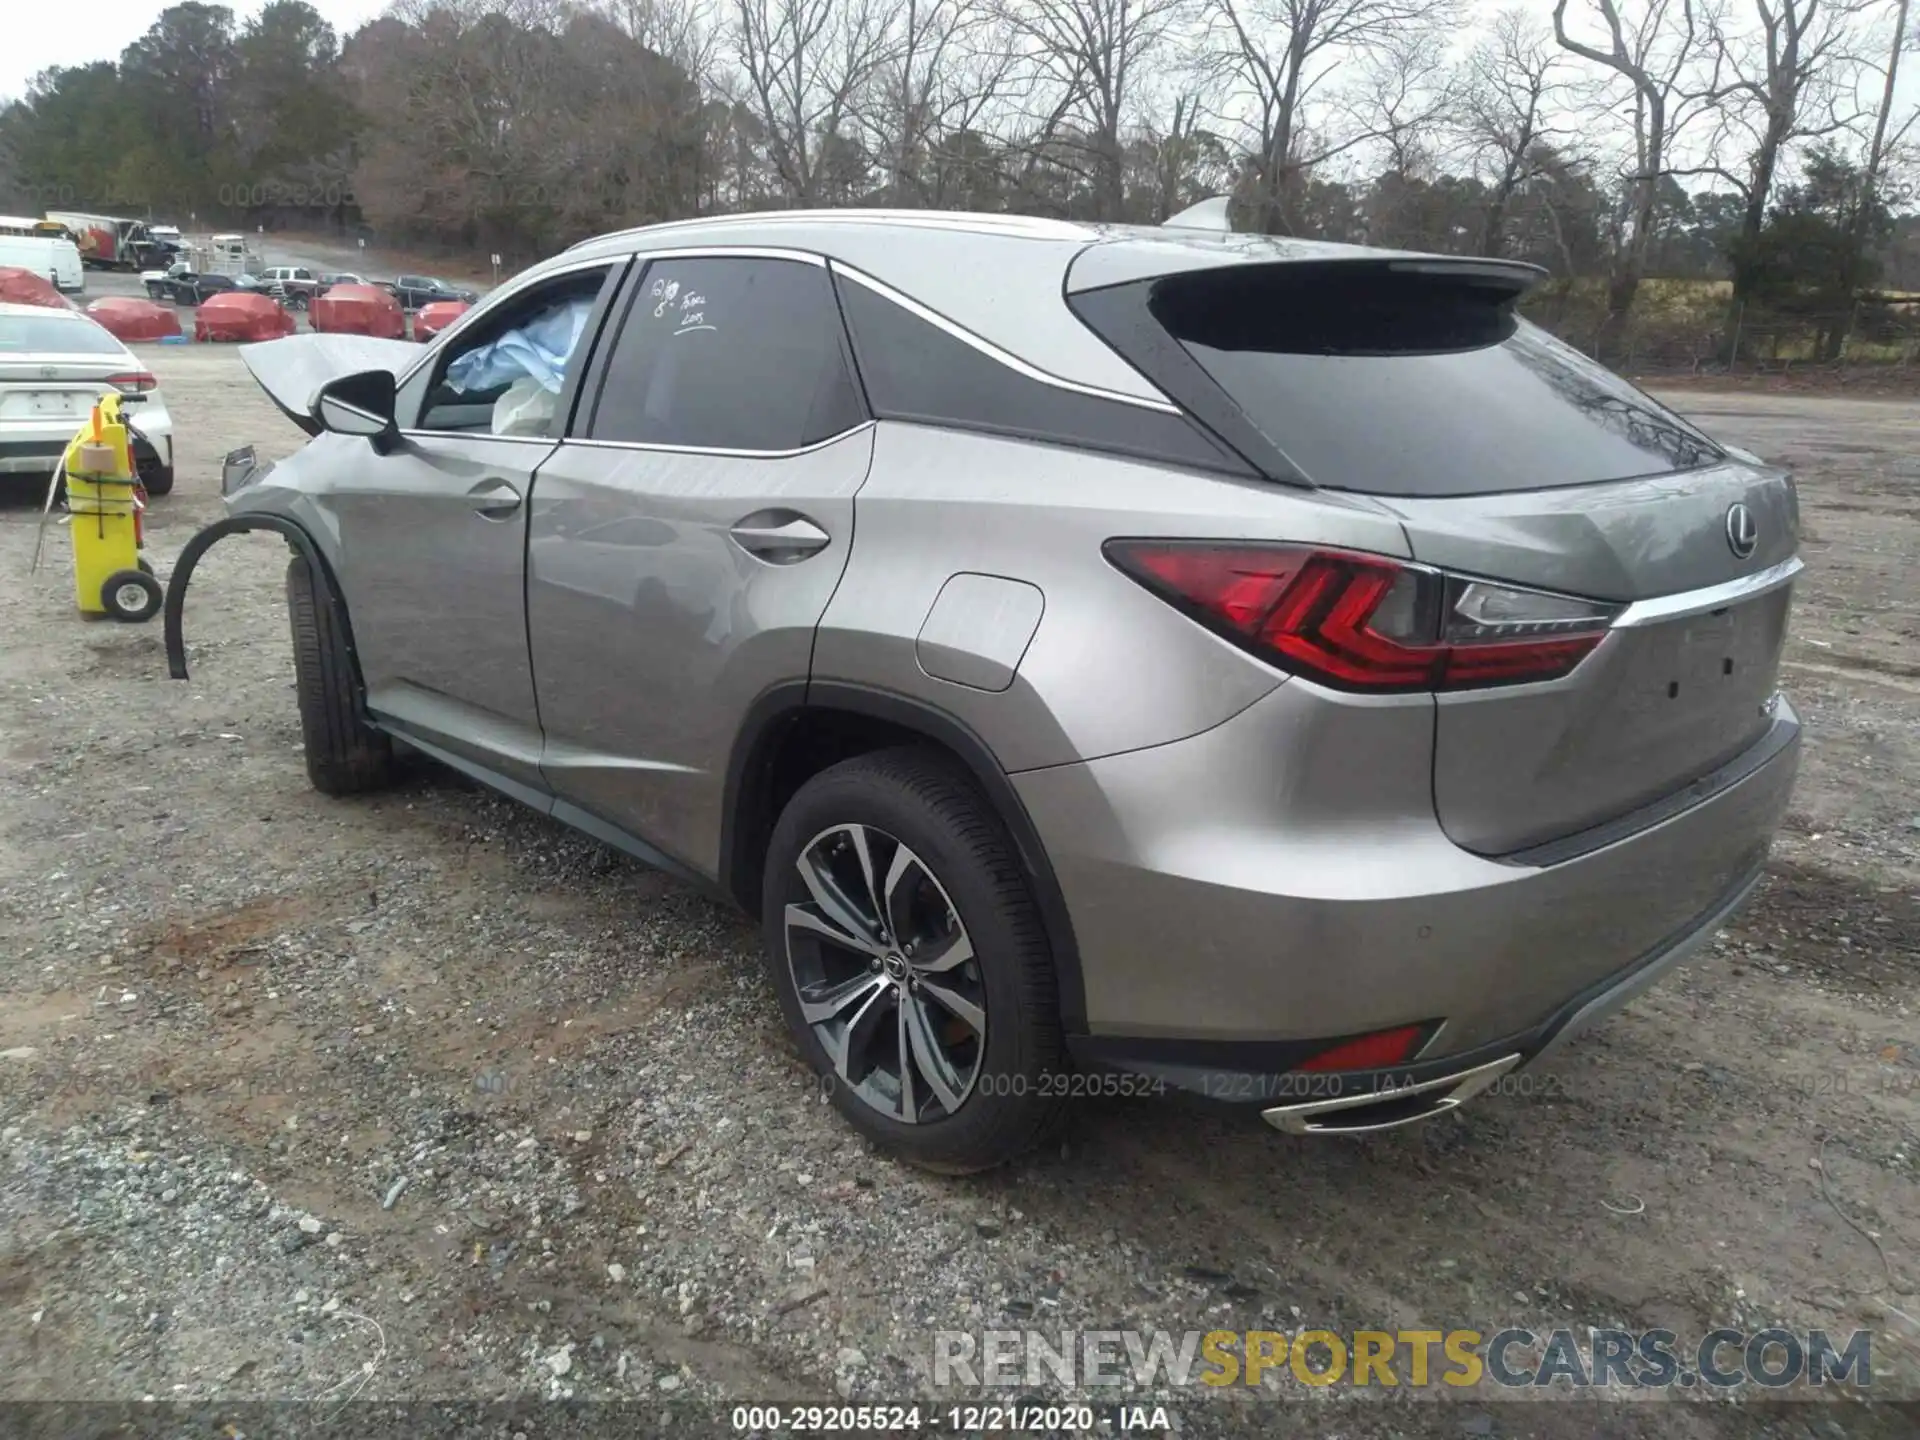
1076,258,1799,857
527,249,873,876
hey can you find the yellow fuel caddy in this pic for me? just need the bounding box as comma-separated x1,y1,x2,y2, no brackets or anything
64,393,162,623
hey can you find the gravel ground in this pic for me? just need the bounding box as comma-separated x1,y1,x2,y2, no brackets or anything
0,353,1916,1439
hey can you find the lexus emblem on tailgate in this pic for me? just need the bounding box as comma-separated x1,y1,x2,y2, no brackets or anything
1725,502,1758,559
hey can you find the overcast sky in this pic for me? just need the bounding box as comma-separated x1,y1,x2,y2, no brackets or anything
1,0,389,98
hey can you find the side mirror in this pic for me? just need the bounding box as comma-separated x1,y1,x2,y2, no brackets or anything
313,369,400,453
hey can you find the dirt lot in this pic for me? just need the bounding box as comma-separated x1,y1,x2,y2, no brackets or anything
0,352,1916,1438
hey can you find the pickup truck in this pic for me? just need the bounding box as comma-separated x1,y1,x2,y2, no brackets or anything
142,261,192,299
157,272,263,306
389,274,480,311
261,266,324,307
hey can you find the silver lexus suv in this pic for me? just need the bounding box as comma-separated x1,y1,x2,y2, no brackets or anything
166,208,1801,1172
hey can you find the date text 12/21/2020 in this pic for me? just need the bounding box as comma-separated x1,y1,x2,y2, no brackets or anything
729,1403,1172,1433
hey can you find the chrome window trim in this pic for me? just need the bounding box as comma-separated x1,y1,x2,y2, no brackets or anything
1612,555,1804,629
625,245,828,266
399,246,829,412
829,260,1181,415
395,429,558,446
560,420,876,462
570,210,1094,253
395,253,628,392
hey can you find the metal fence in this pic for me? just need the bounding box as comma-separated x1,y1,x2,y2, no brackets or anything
1527,288,1920,374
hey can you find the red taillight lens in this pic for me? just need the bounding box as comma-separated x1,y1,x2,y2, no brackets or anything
1107,541,1616,693
108,371,157,393
1296,1024,1428,1072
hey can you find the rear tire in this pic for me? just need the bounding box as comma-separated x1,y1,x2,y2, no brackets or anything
762,747,1068,1173
286,554,394,795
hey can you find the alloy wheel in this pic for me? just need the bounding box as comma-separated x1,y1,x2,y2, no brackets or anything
784,823,986,1123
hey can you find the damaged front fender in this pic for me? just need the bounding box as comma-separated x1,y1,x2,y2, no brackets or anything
162,516,365,726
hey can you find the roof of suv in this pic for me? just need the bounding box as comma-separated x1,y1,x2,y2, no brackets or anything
549,207,1541,404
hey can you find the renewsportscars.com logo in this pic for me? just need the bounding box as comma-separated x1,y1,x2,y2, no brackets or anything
933,1327,1873,1391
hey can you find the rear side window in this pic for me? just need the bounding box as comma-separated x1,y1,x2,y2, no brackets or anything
834,271,1244,474
586,256,864,451
1139,264,1722,497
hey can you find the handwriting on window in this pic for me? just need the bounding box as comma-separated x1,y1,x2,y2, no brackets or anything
650,276,714,336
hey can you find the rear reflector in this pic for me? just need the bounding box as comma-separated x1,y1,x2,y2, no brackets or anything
1296,1024,1428,1072
1106,541,1618,692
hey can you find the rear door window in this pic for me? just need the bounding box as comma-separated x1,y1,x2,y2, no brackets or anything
1142,264,1723,497
584,255,864,451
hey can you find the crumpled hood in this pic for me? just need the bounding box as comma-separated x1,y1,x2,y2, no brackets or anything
238,332,423,435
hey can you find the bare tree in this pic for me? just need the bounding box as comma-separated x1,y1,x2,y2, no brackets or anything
730,0,894,205
1854,0,1914,250
1689,0,1870,348
994,0,1183,220
601,0,725,80
856,0,1013,205
1554,0,1721,347
1190,0,1453,235
1462,10,1574,254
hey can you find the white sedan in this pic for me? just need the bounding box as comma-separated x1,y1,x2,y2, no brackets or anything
0,302,176,496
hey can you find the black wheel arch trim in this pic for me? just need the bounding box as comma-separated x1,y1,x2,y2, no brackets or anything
163,514,371,736
721,680,1089,1036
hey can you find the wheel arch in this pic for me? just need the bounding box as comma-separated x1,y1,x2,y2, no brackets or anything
163,513,370,728
721,681,1088,1036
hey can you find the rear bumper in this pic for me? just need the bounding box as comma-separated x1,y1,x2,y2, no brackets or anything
0,422,173,477
1253,861,1763,1133
1015,681,1799,1089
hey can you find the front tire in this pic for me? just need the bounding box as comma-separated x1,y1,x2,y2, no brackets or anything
762,748,1067,1173
286,554,394,795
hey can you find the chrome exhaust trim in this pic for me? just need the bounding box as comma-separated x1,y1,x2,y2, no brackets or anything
1261,1053,1522,1135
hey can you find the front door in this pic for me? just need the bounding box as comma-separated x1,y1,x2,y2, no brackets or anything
528,252,874,877
327,260,621,791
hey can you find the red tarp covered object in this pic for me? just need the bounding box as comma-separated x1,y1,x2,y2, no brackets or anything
86,296,183,342
194,291,296,342
311,283,406,339
413,299,471,342
0,267,73,309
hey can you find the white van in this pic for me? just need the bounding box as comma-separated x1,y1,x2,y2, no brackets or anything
0,234,85,294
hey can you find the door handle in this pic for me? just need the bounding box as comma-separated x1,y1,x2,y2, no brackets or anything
729,510,830,563
468,478,522,519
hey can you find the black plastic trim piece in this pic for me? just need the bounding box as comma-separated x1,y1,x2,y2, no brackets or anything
163,516,363,729
1491,713,1800,869
720,680,1090,1036
832,271,1253,479
1067,281,1309,486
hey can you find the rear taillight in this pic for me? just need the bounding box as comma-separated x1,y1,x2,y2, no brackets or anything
108,371,157,394
1106,541,1619,693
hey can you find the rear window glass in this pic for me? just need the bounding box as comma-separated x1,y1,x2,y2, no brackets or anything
0,315,124,355
1150,265,1722,497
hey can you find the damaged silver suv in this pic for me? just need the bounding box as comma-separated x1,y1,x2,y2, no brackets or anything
166,207,1801,1171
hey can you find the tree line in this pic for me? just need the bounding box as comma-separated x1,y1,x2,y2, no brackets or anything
1,0,1917,362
